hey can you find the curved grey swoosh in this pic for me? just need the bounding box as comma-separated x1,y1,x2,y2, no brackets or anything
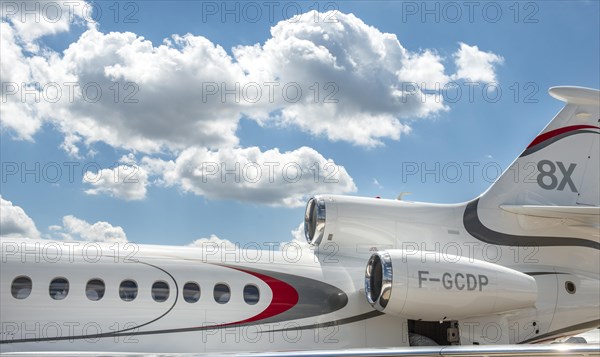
520,130,600,157
219,265,349,325
464,199,600,250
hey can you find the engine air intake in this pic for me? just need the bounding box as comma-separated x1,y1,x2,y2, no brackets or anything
304,196,326,245
365,251,392,310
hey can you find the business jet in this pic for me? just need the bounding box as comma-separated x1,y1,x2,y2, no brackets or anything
1,86,599,356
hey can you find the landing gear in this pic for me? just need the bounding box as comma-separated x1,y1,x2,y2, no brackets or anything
408,320,460,346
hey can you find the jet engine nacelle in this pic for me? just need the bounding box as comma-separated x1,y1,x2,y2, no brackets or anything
365,249,538,321
304,195,400,253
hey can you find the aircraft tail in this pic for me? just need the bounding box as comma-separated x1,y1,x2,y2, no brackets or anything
480,86,599,208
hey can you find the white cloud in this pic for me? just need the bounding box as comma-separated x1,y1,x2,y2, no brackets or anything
157,146,356,207
188,234,238,250
0,22,45,140
49,215,128,243
190,224,309,252
39,29,245,153
452,42,504,83
2,25,247,152
234,11,449,147
0,196,41,239
277,222,311,252
397,50,451,90
83,155,148,201
1,10,504,208
1,10,503,152
0,1,91,141
290,222,305,243
2,0,89,44
60,132,83,158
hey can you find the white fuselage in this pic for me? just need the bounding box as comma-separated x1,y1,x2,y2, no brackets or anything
1,198,598,353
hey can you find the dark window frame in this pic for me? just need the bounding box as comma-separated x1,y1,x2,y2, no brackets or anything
183,281,201,303
86,278,106,301
49,277,70,300
243,284,260,305
151,280,170,302
213,283,231,304
11,276,32,300
119,279,138,302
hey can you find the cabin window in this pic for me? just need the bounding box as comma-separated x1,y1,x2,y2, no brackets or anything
86,279,105,301
213,283,230,304
11,276,32,299
243,284,260,305
151,281,170,302
119,280,138,301
183,282,200,303
49,277,69,300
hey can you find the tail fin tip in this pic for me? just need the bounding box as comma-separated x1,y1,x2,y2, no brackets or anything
549,86,600,106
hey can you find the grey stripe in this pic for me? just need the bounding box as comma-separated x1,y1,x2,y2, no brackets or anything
464,199,600,250
525,272,569,276
220,265,349,325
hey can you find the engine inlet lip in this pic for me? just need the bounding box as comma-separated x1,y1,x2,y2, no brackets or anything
304,196,326,245
365,251,393,311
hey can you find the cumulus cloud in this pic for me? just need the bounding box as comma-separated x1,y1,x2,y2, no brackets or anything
0,196,41,239
0,22,45,140
452,42,504,83
49,215,128,243
234,11,448,146
290,222,306,243
188,234,238,250
2,9,505,207
2,10,503,152
189,224,309,253
2,25,246,152
81,146,356,206
0,1,91,140
397,50,451,90
50,30,247,153
1,0,89,44
83,155,148,201
156,146,356,207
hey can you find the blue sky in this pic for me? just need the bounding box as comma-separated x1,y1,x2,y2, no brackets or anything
1,1,599,246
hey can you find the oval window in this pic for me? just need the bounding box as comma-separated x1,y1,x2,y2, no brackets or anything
183,282,200,303
86,279,105,301
119,280,138,302
11,276,32,299
151,281,170,302
49,277,69,300
213,283,230,304
243,284,260,305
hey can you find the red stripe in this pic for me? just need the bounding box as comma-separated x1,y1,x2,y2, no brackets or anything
220,267,299,326
527,125,600,148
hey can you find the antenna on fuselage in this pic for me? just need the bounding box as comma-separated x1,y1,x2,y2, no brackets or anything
397,192,412,201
